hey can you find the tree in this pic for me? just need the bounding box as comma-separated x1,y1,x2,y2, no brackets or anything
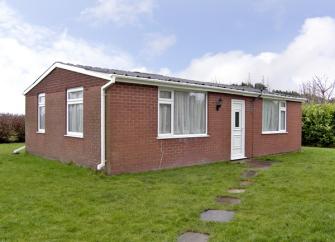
300,75,335,103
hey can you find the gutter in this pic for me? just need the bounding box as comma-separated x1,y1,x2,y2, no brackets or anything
113,74,306,103
97,76,116,170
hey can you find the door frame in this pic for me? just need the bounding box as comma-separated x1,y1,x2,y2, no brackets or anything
231,99,246,160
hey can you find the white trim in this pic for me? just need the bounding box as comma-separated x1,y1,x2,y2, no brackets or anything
23,62,112,95
231,99,245,160
64,134,84,138
157,88,208,139
66,87,84,137
114,75,306,103
262,131,288,135
24,62,306,102
37,93,45,133
97,77,116,170
157,134,209,139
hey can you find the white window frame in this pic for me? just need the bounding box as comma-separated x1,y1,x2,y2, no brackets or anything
262,99,287,134
66,87,84,138
157,88,208,139
37,93,45,133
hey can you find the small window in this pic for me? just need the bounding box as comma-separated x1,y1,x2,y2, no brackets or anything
159,90,172,99
67,87,83,137
235,112,240,128
38,93,45,133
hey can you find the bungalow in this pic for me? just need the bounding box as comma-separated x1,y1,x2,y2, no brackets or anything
24,62,304,174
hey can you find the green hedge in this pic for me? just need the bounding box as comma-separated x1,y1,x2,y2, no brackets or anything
302,104,335,147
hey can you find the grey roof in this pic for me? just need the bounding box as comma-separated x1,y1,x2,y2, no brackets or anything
58,62,264,94
57,62,305,101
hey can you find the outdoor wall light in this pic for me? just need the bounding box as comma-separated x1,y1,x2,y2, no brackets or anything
216,98,223,111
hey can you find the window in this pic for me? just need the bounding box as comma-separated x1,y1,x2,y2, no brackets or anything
262,99,287,133
37,93,45,132
158,89,207,138
67,87,83,137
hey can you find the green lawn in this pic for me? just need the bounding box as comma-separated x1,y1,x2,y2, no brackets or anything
0,143,335,242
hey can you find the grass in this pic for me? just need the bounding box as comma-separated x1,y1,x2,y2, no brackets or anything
0,144,335,241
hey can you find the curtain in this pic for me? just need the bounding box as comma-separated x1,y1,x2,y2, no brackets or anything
159,104,171,134
262,100,279,131
39,106,45,129
68,103,83,132
174,91,206,134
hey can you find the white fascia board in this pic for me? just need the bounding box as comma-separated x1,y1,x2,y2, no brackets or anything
261,93,306,103
113,74,260,98
23,63,112,95
113,74,306,102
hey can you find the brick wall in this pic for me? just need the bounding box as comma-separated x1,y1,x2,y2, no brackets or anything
105,83,302,174
25,68,106,168
25,69,302,174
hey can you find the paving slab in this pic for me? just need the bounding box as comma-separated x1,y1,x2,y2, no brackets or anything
216,196,241,205
240,180,253,186
178,232,209,242
241,170,258,179
200,210,235,222
228,188,245,194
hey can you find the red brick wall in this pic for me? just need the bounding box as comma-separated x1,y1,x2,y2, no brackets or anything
25,69,302,174
105,83,302,174
25,68,106,168
251,99,302,156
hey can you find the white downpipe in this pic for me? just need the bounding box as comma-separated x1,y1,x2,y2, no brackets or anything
97,77,116,170
13,146,26,154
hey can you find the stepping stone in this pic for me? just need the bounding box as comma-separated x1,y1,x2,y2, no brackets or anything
178,232,209,242
241,170,257,179
216,196,241,205
240,180,253,186
228,188,245,194
246,159,272,169
200,210,235,222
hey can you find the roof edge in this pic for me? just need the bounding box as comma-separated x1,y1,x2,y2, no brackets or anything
24,62,306,102
114,74,306,102
23,62,112,95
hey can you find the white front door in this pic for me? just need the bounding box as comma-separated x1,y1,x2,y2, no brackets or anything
231,99,245,160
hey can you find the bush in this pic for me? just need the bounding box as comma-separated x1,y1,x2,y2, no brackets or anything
302,104,335,147
0,113,25,143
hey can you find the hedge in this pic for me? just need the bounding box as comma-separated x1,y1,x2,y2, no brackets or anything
302,104,335,147
0,113,25,143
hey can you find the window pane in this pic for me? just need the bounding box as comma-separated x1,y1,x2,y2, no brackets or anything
174,91,206,135
159,91,172,99
39,95,45,104
159,104,171,134
235,112,240,128
39,106,45,130
68,90,83,100
280,102,286,108
68,103,83,133
280,110,286,130
262,100,279,131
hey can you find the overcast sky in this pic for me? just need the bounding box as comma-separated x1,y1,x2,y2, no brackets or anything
2,0,335,114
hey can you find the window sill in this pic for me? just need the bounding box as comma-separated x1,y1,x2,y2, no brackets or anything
36,131,45,134
64,134,84,139
262,131,288,135
157,134,209,140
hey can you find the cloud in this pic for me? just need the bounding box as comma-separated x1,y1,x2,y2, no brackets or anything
80,0,154,25
141,33,176,58
179,17,335,91
0,1,138,114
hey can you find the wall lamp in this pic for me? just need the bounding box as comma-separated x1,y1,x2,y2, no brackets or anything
216,98,223,111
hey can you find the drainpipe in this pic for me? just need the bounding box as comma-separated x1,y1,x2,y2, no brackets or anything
97,76,116,170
